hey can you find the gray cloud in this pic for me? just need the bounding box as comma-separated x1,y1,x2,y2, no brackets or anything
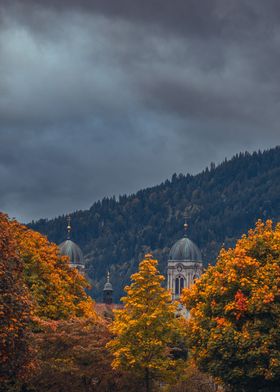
0,1,279,222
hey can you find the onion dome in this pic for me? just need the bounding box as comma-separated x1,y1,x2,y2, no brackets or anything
59,215,85,268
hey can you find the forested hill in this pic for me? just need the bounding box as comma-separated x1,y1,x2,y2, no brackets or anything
29,147,280,301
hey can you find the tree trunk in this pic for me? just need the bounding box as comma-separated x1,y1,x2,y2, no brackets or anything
145,367,150,392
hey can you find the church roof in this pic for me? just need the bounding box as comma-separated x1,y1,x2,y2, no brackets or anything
103,281,113,291
103,271,113,291
59,214,84,266
169,236,202,262
59,239,84,265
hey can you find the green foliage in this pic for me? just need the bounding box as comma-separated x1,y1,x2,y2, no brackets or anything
29,147,280,301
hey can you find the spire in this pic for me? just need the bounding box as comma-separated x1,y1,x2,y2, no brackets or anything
183,212,188,237
67,214,71,240
103,270,113,304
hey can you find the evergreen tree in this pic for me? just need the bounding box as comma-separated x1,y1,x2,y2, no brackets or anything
107,254,186,392
29,147,280,301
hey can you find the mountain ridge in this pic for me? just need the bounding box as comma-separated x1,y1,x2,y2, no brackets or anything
29,146,280,301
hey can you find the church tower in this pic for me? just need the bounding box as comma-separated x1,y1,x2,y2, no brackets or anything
167,216,202,301
59,215,85,273
103,271,113,304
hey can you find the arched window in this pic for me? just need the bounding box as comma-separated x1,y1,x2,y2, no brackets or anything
175,277,180,295
175,276,185,295
180,277,184,291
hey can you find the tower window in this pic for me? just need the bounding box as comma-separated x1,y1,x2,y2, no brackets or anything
175,278,179,295
180,277,184,291
175,276,185,295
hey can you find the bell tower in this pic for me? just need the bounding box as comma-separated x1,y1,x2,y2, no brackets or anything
103,271,113,304
167,215,203,301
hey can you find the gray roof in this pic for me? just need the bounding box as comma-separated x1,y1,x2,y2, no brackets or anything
103,282,113,291
59,239,84,265
169,237,202,262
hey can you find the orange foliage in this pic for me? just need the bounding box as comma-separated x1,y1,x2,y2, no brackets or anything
182,220,280,392
234,290,248,319
28,318,139,392
0,213,34,387
9,218,96,320
0,213,96,322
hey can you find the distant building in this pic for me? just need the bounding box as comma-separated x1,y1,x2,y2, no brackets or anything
94,271,121,318
103,271,114,304
58,214,202,319
59,215,85,273
167,217,203,316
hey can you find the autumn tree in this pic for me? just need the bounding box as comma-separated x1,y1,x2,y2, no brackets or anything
1,213,100,391
10,219,96,320
166,364,217,392
182,220,280,392
27,318,129,392
108,254,186,392
0,213,34,391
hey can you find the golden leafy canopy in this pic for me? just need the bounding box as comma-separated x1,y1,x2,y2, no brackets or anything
182,220,280,392
108,254,187,390
5,214,96,320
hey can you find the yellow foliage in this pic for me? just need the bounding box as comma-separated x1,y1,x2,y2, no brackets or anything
107,255,186,389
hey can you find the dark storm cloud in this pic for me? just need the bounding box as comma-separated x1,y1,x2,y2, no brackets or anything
0,1,279,222
7,0,280,41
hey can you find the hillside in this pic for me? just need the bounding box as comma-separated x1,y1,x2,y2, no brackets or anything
29,147,280,301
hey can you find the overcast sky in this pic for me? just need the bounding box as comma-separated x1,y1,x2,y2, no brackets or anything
0,1,280,222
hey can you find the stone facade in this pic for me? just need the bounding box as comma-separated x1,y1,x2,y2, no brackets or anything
167,234,203,318
167,259,202,301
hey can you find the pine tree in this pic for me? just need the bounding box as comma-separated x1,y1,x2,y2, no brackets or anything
107,254,185,392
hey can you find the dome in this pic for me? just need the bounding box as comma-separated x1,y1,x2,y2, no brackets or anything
103,281,113,291
103,271,113,292
169,237,202,262
59,239,84,265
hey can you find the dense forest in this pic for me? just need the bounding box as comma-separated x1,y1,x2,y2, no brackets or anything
29,147,280,301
